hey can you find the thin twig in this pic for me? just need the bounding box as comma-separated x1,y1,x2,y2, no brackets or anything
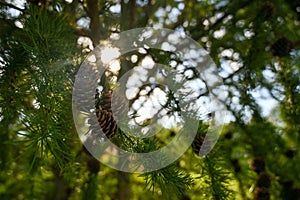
0,1,24,13
223,66,245,81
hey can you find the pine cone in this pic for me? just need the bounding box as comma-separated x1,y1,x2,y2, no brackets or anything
231,159,241,173
271,37,294,57
100,90,113,112
284,149,297,159
97,109,117,138
224,131,233,140
192,134,205,156
260,2,274,20
257,172,271,188
93,89,118,138
250,157,266,174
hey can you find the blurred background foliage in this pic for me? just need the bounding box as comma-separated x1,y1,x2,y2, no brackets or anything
0,0,300,199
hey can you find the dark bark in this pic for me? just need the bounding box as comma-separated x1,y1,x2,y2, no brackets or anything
86,0,102,46
120,0,136,31
117,171,131,200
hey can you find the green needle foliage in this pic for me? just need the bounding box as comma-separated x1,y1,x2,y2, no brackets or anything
142,164,193,199
198,151,233,200
12,7,78,169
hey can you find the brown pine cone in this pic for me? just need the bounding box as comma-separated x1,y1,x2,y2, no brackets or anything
257,172,271,188
97,110,117,138
100,90,113,112
231,159,241,173
250,157,266,174
254,188,270,200
260,2,274,20
192,134,205,156
271,37,294,57
284,149,297,159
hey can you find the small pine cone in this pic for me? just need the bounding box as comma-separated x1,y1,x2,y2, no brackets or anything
271,37,294,57
170,130,176,137
231,159,241,173
257,172,271,188
284,149,297,159
192,134,205,156
97,110,117,138
224,131,233,140
254,188,270,200
250,157,266,174
100,90,113,112
260,2,274,20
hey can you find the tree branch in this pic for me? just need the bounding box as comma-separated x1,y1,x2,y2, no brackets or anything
191,1,253,41
85,0,102,46
223,66,245,81
0,1,24,13
74,28,91,37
